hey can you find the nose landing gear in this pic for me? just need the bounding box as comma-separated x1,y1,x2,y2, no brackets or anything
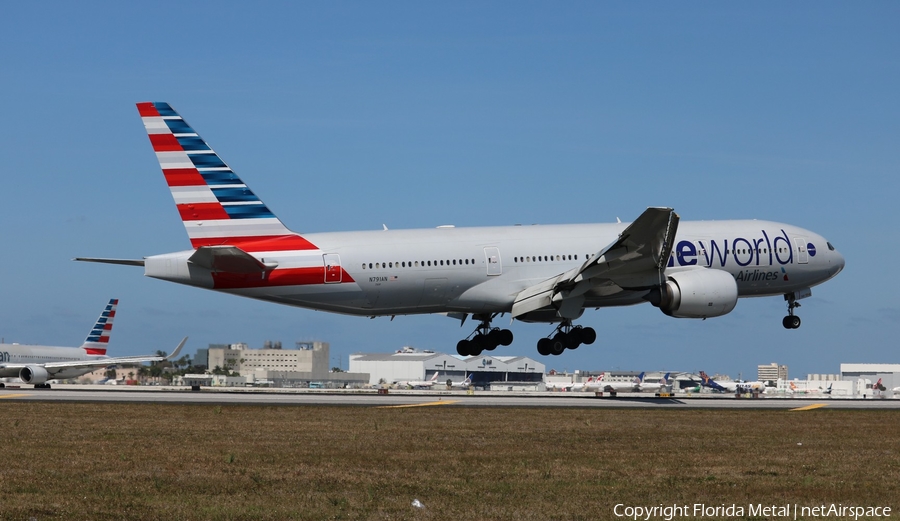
536,322,596,356
783,294,801,329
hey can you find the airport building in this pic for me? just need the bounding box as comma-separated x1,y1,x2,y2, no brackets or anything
207,341,369,387
757,363,788,382
349,347,545,388
840,363,900,395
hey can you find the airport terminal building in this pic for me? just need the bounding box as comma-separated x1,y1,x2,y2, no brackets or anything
206,341,369,387
349,348,545,388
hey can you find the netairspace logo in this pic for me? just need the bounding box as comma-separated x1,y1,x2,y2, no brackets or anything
613,503,892,521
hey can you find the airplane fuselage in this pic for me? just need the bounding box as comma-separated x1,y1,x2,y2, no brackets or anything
144,219,843,319
0,344,106,380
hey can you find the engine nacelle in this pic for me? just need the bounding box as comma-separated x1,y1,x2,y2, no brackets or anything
647,268,738,319
19,365,49,385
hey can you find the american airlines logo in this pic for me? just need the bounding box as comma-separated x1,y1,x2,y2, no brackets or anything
0,352,10,363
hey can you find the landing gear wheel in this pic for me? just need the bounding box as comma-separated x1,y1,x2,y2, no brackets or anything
566,328,582,349
537,338,551,356
550,333,567,355
457,339,471,356
580,327,597,345
782,315,801,329
783,294,802,329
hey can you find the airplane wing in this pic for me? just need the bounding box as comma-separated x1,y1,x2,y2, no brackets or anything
1,338,188,373
511,207,679,319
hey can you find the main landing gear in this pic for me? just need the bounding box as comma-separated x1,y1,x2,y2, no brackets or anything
783,294,801,329
457,315,513,357
536,322,597,356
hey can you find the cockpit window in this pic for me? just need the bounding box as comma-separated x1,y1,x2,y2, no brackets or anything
827,242,835,251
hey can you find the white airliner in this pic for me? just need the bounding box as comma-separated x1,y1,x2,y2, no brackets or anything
398,371,439,388
0,299,187,389
449,373,473,389
638,372,671,392
547,375,595,392
76,103,845,358
598,372,644,393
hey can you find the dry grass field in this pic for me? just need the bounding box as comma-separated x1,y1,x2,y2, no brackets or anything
0,402,897,520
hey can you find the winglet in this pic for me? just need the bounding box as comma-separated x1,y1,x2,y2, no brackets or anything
166,337,188,360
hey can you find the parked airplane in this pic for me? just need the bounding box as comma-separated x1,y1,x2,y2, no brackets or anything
736,381,769,393
698,371,738,392
398,371,439,389
76,103,845,357
638,372,671,392
0,299,187,389
449,373,473,389
679,382,702,394
548,375,595,391
599,372,644,392
816,383,833,395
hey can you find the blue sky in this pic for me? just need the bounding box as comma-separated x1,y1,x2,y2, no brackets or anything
1,2,897,380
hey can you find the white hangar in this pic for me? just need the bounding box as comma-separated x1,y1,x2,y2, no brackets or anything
348,348,545,387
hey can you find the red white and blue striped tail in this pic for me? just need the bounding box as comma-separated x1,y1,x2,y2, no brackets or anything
136,102,316,252
80,298,117,355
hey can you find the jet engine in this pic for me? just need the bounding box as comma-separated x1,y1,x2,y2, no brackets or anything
19,365,49,385
646,268,738,319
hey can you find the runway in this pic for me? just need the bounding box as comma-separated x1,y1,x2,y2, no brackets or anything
3,385,899,409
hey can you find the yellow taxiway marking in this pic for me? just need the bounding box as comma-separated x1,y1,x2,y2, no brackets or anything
790,403,829,411
0,394,30,400
376,400,459,409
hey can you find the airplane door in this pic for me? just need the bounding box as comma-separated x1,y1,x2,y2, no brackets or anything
323,254,342,283
484,247,502,276
793,238,809,264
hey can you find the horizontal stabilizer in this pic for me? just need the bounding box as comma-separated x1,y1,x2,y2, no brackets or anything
73,258,145,267
188,245,275,274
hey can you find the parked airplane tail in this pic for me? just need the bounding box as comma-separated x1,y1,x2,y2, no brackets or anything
79,298,118,355
136,102,315,253
430,371,439,382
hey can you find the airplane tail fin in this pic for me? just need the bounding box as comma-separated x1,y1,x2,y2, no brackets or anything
80,299,118,355
430,372,439,382
136,102,317,253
